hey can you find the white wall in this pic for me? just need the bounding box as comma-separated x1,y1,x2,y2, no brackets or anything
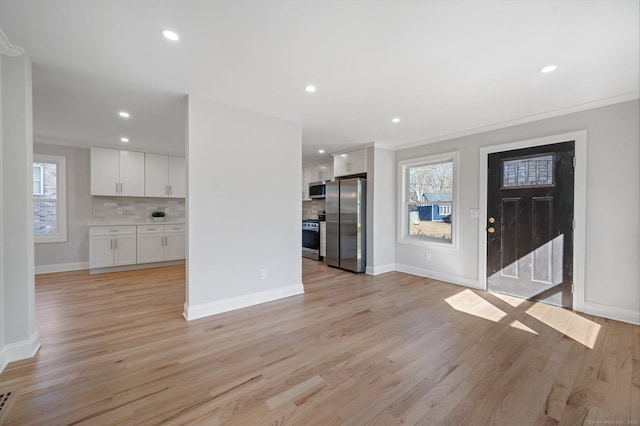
0,52,5,369
0,51,41,371
395,99,640,324
366,146,396,275
185,96,303,320
33,143,92,272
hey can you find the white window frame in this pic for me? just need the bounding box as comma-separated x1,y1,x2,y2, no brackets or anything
439,205,451,216
33,164,44,195
397,151,459,249
34,154,67,243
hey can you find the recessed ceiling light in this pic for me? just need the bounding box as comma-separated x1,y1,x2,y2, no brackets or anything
120,137,129,143
118,111,130,119
305,85,316,93
161,29,180,41
318,149,325,154
540,64,557,73
392,117,401,124
341,154,347,157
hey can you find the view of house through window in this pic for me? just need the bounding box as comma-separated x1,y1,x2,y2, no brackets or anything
407,160,453,241
33,154,67,243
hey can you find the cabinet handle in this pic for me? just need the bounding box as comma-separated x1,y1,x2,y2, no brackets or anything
114,239,118,250
166,185,169,195
110,239,113,250
116,182,119,193
169,185,172,195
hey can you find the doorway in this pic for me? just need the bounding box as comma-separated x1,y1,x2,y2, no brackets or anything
486,141,575,307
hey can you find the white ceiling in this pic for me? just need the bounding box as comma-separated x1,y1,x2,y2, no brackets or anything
0,0,638,164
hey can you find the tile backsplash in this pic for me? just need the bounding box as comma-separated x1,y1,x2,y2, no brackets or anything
302,198,326,220
92,197,185,223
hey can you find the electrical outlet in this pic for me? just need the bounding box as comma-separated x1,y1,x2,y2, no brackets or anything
470,208,479,219
260,268,267,280
117,207,123,214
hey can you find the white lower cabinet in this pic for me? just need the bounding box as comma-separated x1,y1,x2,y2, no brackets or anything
320,222,326,259
136,226,165,264
90,224,185,270
90,226,137,268
165,226,186,261
137,224,186,264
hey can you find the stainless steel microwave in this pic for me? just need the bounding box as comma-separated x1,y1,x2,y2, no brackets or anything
309,181,327,199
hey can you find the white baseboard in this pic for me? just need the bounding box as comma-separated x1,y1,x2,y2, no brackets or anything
579,301,640,326
394,263,481,289
90,260,185,275
183,283,305,321
35,262,89,274
0,347,7,374
0,331,42,374
366,263,396,276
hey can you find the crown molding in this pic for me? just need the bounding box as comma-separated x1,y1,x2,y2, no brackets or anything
34,135,185,157
330,141,376,157
396,92,640,152
0,27,25,57
34,136,89,149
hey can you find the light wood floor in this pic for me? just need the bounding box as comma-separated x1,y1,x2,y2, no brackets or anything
1,259,638,425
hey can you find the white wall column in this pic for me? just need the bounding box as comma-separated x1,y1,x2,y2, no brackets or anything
366,145,396,275
184,96,303,320
0,29,41,372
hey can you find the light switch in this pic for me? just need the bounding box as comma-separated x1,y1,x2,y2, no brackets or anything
470,208,479,219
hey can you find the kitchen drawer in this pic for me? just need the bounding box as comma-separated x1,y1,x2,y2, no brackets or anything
137,225,165,234
90,226,136,236
164,224,186,233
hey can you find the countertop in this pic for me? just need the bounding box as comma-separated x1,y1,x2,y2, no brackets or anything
88,221,185,227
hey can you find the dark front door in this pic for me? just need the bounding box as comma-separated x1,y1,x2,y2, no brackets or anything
487,141,575,307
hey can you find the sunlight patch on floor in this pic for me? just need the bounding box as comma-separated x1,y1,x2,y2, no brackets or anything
525,303,601,348
510,320,538,335
445,289,507,322
490,291,526,307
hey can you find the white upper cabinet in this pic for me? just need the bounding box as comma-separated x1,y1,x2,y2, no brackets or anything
168,155,186,198
333,148,367,177
310,161,333,182
145,154,185,198
145,153,169,198
91,147,145,196
119,151,145,196
302,167,312,201
90,147,119,196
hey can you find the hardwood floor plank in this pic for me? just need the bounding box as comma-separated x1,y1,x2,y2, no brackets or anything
0,260,637,425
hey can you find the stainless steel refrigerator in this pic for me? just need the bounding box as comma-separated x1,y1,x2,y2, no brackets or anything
326,178,366,273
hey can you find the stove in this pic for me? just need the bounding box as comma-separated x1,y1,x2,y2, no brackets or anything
302,220,320,260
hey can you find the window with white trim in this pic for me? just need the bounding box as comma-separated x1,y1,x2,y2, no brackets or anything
399,151,458,245
33,154,67,243
439,205,451,216
33,164,44,195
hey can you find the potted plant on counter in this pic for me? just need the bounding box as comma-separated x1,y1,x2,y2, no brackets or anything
151,211,166,222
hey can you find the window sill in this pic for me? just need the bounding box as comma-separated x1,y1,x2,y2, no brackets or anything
397,235,457,250
35,236,67,244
